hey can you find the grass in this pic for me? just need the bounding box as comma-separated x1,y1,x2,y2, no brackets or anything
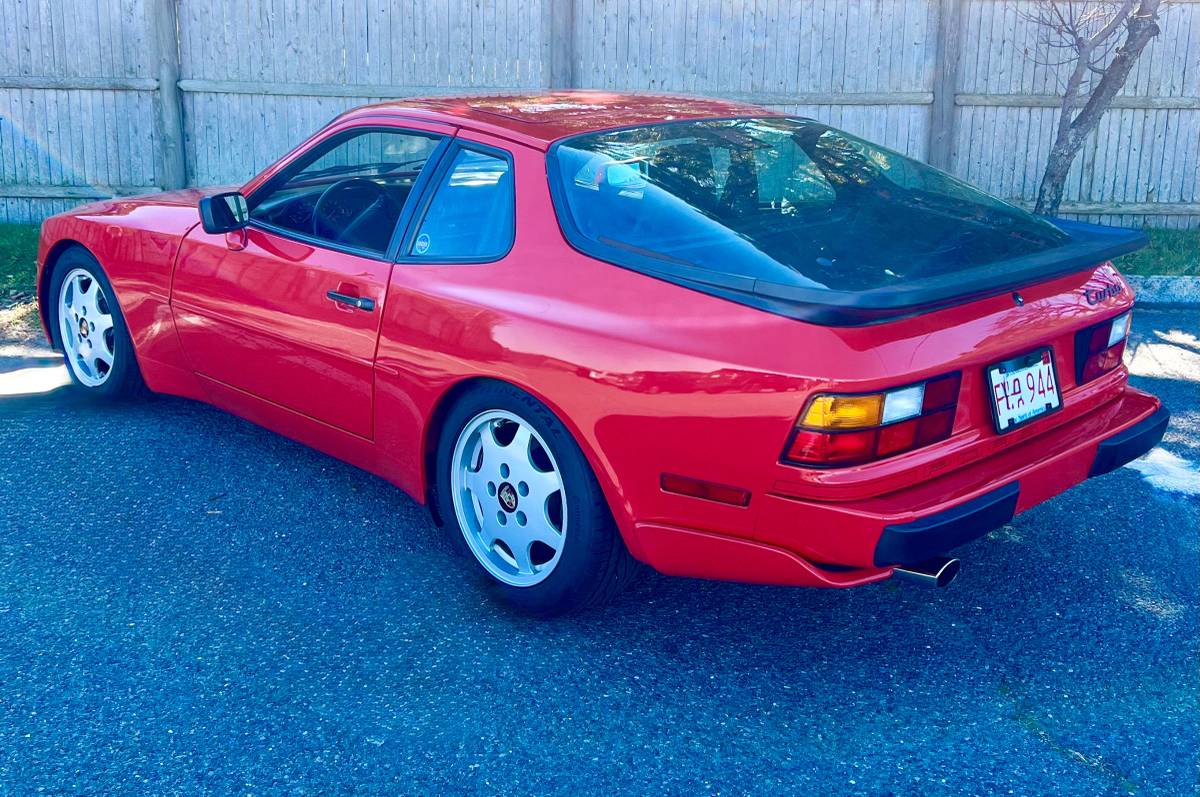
1112,228,1200,277
0,221,1195,302
0,223,39,296
0,223,42,341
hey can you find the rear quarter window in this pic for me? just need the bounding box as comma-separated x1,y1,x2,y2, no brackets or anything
411,147,514,261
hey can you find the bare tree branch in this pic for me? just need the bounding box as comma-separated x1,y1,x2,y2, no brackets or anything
1021,0,1165,214
1087,1,1134,47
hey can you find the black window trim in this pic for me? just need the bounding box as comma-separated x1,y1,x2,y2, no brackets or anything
544,118,1148,327
244,125,453,263
396,139,517,266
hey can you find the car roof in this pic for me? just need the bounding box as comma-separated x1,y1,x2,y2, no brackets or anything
342,90,776,149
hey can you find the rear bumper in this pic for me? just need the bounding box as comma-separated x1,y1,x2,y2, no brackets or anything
873,482,1019,567
873,403,1168,566
633,386,1166,586
1089,404,1170,477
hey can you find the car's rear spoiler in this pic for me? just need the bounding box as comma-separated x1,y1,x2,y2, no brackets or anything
635,218,1148,326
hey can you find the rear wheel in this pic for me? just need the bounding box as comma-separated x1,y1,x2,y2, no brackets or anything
49,248,145,397
433,383,637,615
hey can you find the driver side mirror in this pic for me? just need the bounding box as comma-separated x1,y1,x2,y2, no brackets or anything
199,191,249,234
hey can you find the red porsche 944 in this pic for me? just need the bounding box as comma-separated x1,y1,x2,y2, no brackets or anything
36,92,1168,614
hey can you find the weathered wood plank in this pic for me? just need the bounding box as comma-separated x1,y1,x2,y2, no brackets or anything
1013,200,1200,215
1,0,1196,227
0,76,158,91
175,79,528,97
928,0,966,170
148,0,185,189
958,94,1200,110
3,183,163,198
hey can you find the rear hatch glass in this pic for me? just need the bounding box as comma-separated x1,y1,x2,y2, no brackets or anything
548,117,1145,325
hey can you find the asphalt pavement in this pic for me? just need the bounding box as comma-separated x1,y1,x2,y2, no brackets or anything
0,308,1196,796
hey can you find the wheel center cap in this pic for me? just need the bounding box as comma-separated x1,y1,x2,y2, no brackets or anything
497,482,518,512
78,318,89,338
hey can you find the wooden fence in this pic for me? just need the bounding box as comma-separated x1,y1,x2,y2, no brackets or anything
2,0,1197,227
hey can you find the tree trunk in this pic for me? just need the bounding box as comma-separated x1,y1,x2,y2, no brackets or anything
1036,142,1076,216
1034,1,1162,216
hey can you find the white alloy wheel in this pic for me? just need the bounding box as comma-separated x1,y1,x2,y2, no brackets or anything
57,267,116,387
450,409,568,587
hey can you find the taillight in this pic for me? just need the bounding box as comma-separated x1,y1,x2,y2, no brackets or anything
1075,311,1131,384
783,373,961,467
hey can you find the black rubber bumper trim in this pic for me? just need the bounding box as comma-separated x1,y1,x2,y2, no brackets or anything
874,482,1020,567
1089,405,1170,477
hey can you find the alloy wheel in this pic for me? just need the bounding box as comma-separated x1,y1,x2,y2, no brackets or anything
450,410,567,586
57,267,116,387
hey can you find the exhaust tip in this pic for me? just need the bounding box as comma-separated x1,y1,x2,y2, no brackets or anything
893,556,960,588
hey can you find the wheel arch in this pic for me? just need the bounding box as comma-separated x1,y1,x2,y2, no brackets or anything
38,238,92,347
419,375,640,557
422,376,493,525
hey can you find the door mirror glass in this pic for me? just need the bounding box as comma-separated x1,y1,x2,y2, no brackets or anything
199,192,249,234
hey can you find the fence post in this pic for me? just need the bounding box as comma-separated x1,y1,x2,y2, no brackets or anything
928,0,965,171
546,0,577,88
150,0,187,189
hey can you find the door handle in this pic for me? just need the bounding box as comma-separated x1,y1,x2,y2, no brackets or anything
326,290,375,312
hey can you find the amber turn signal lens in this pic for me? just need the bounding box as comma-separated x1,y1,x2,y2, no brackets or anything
800,394,884,429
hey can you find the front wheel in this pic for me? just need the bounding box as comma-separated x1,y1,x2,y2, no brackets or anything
433,383,638,615
49,247,145,397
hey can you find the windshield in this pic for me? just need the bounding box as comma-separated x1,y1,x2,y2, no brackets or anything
549,117,1070,292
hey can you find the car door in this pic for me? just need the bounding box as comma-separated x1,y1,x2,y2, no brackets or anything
171,121,453,439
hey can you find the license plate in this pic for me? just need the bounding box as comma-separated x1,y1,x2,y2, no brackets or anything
986,347,1062,433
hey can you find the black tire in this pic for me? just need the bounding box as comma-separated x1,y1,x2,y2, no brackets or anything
47,246,147,398
432,381,639,615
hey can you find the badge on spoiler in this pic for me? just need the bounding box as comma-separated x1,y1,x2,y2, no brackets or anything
1084,279,1125,305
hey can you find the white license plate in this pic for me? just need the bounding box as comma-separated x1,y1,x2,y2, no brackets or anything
987,348,1062,433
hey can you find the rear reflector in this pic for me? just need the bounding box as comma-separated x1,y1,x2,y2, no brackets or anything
1076,311,1131,384
660,473,751,506
785,373,961,467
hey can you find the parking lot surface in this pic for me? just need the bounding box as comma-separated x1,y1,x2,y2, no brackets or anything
0,308,1196,796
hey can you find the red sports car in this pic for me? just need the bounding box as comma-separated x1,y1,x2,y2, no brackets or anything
36,91,1168,614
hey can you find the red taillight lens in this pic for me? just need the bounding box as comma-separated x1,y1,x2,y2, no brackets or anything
1075,312,1131,384
784,373,961,467
916,407,955,444
876,418,918,456
786,428,879,464
921,374,960,412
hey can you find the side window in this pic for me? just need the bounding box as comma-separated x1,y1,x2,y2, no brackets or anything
410,147,514,260
249,129,441,254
